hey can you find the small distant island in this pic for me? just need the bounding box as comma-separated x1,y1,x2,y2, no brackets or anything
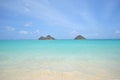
38,35,86,40
39,35,55,40
74,35,86,40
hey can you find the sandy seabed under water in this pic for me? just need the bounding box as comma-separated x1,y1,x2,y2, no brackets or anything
0,58,119,80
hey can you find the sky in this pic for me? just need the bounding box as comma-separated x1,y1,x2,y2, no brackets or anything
0,0,120,39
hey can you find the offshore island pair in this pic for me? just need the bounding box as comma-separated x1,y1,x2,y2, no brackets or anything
39,35,86,40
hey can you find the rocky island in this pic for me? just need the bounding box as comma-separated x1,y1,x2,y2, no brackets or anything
38,35,86,40
39,35,55,40
74,35,86,40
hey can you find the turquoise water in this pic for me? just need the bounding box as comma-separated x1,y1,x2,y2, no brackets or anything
0,40,120,58
0,40,120,80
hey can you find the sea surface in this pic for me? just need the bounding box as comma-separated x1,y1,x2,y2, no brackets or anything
0,40,120,80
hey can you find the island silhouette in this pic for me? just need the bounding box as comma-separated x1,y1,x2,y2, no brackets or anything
38,35,86,40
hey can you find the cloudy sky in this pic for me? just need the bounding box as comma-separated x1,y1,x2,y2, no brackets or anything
0,0,120,39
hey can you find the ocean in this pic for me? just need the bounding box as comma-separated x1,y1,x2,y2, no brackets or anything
0,40,120,80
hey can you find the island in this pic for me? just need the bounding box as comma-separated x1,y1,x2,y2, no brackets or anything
39,35,85,40
39,35,55,40
74,35,86,40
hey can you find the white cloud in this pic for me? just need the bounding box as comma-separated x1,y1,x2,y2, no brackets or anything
19,30,29,35
19,30,40,35
24,22,33,27
115,30,120,34
5,26,15,31
30,30,40,35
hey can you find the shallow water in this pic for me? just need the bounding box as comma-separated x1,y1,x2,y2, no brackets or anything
0,40,120,80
